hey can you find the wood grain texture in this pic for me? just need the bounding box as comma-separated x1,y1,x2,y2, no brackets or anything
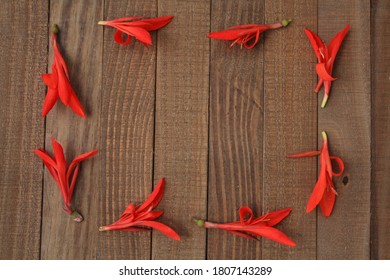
371,0,390,260
152,0,209,260
317,0,371,259
208,0,264,260
263,0,317,259
98,0,157,259
41,0,102,259
41,0,103,259
0,0,47,259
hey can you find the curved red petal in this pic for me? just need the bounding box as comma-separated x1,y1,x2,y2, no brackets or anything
239,206,254,225
136,16,174,31
137,178,165,213
288,150,321,158
306,166,327,213
245,226,296,247
330,156,344,177
208,29,242,41
68,92,86,118
226,230,258,241
134,220,180,240
328,24,350,59
114,30,132,45
67,149,98,181
319,177,336,217
316,63,336,81
304,28,324,61
41,88,59,117
255,208,293,227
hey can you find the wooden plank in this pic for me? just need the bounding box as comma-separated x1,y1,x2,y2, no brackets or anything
263,0,317,259
41,0,103,259
152,0,209,260
371,0,390,260
98,0,157,259
317,0,371,259
0,0,47,260
208,0,264,260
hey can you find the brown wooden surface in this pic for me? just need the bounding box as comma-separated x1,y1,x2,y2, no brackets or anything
0,0,388,260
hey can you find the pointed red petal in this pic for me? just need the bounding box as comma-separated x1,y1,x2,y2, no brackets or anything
306,165,327,213
319,176,336,217
208,29,242,41
67,92,86,118
316,63,336,81
254,208,293,227
114,30,132,45
116,26,152,45
137,178,165,213
34,149,57,170
106,16,143,24
41,88,59,117
288,150,321,158
133,220,180,240
136,16,174,31
245,226,296,247
304,28,324,61
227,230,258,241
67,149,98,180
41,73,57,89
328,24,350,59
136,210,164,221
116,227,151,232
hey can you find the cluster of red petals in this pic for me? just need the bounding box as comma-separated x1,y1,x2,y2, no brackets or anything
194,207,296,246
98,16,174,46
288,132,344,216
41,25,85,118
208,19,291,49
99,178,180,241
35,137,98,222
305,25,350,108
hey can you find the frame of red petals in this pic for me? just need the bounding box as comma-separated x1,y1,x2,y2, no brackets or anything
36,16,348,247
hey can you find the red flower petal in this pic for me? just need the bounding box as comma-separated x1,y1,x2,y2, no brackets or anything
136,16,174,31
306,164,327,213
316,63,337,81
208,29,243,40
41,88,59,117
114,30,132,45
68,92,86,118
133,220,180,240
304,28,325,61
319,175,336,217
244,226,296,247
330,156,345,177
288,150,321,158
327,24,350,59
239,206,254,225
67,149,98,183
255,208,293,227
137,178,165,213
227,230,258,241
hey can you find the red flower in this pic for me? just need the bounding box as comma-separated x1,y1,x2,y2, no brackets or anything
99,178,180,241
98,16,174,46
41,25,86,118
288,131,344,216
194,207,296,246
304,25,350,108
34,137,98,222
208,19,292,49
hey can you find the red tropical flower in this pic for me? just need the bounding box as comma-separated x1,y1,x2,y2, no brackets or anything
304,25,350,108
194,207,296,246
288,131,344,216
41,25,86,118
99,178,180,240
35,137,98,222
208,19,292,49
98,16,174,46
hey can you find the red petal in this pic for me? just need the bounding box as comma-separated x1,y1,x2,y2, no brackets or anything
306,165,327,213
116,26,152,45
68,92,86,118
136,16,174,31
288,150,321,158
34,149,57,170
304,28,325,61
316,63,336,81
330,156,344,177
243,30,261,49
137,178,165,213
106,16,143,24
227,230,258,241
67,149,98,184
41,88,59,117
315,79,324,93
244,226,296,247
41,73,57,89
116,227,150,232
114,30,132,45
136,210,164,221
239,206,254,225
319,175,336,216
327,24,350,60
254,208,293,227
133,220,180,240
208,29,242,41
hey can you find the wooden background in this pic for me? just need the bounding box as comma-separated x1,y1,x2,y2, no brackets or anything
0,0,388,260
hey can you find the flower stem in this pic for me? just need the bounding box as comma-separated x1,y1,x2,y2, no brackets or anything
97,21,106,25
99,226,108,232
70,211,83,223
51,24,59,34
321,131,328,142
193,218,205,227
321,94,329,108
